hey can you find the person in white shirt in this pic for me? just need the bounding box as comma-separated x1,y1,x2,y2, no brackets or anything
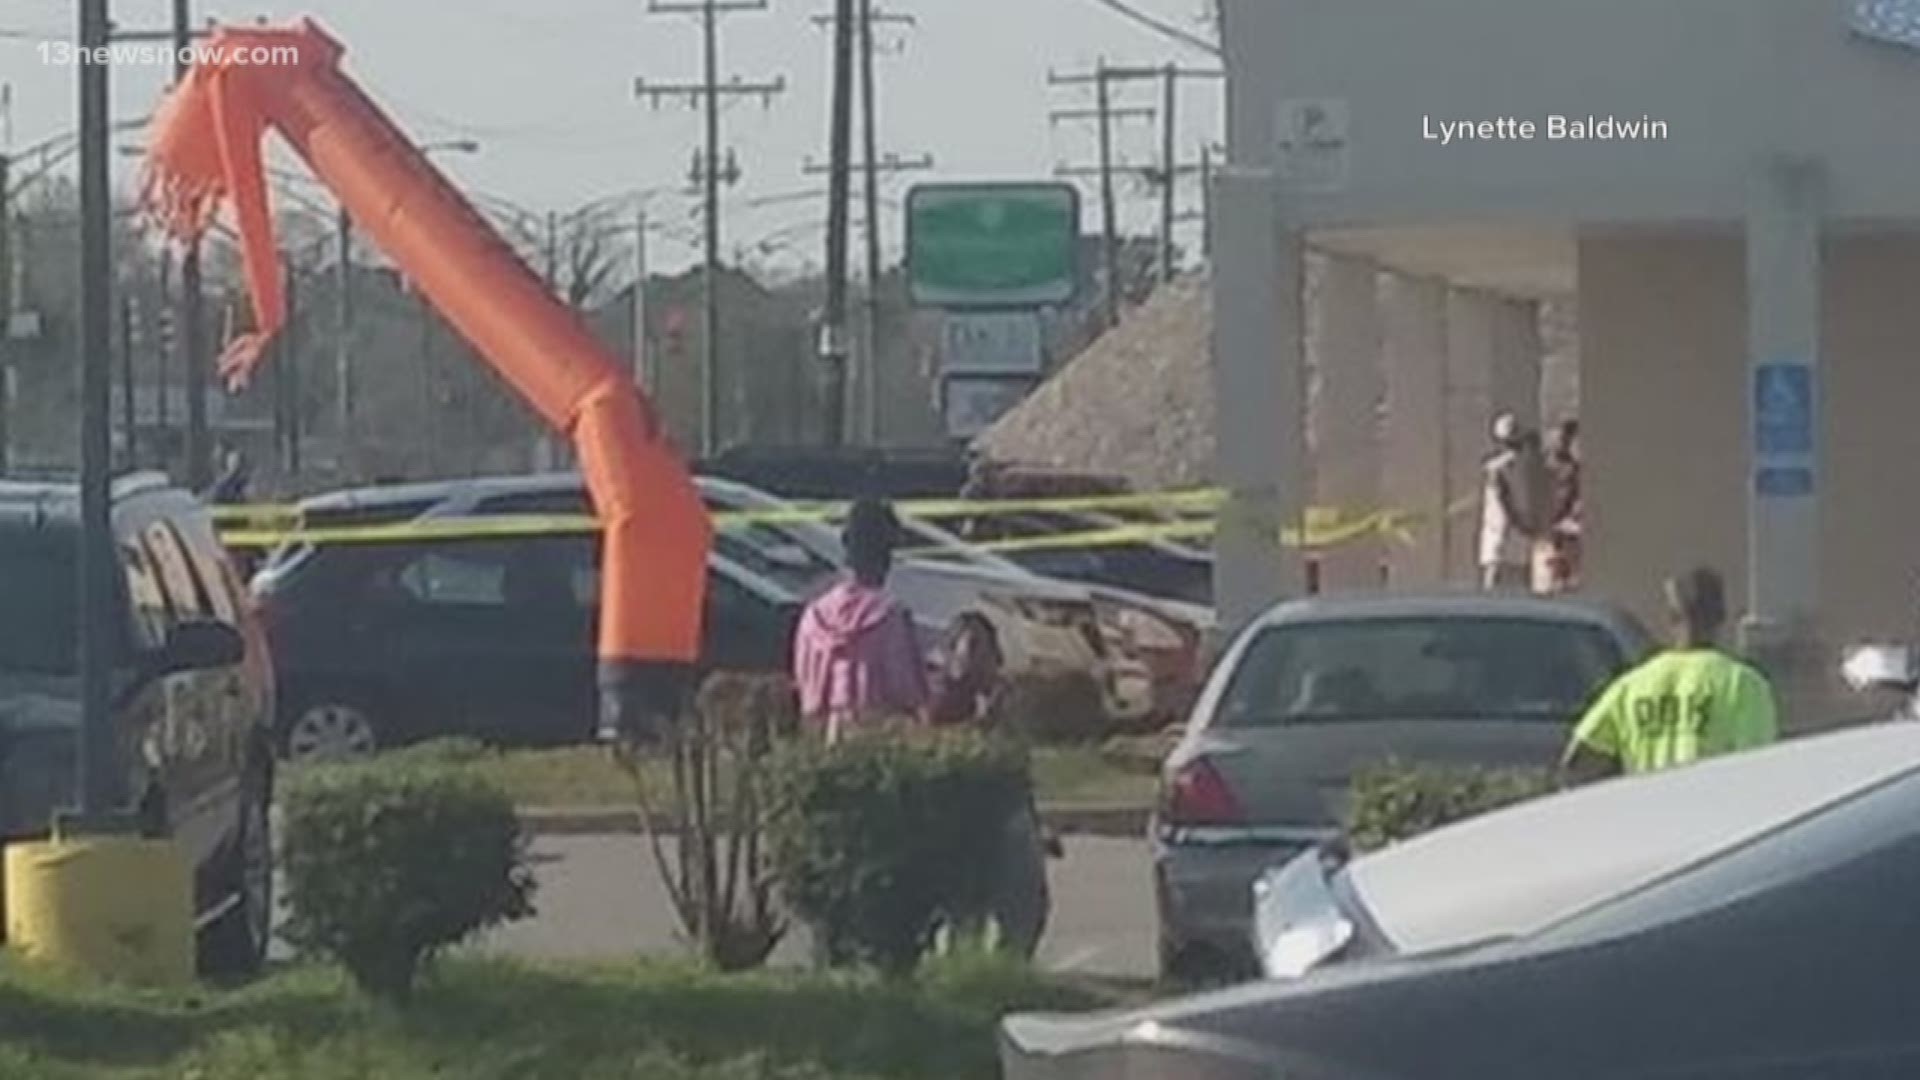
1479,413,1547,590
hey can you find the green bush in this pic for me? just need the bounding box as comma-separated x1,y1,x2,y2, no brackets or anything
1346,761,1555,854
765,727,1032,976
1000,668,1111,745
385,736,496,768
281,756,536,1002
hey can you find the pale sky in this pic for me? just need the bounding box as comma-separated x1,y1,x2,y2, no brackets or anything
2,0,1223,271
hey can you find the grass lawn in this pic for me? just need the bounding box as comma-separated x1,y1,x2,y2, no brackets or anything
470,744,1160,811
0,954,1114,1079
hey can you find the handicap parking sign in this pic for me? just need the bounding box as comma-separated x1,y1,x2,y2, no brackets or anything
1754,363,1814,457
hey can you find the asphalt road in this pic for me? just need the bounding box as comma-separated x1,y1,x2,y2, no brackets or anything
477,834,1158,981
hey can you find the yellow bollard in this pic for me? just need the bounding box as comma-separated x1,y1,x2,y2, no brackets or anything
4,834,194,987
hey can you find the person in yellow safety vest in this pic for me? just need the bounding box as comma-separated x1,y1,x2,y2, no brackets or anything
1562,567,1780,784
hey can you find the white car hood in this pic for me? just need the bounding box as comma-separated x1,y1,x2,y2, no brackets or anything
1343,723,1920,956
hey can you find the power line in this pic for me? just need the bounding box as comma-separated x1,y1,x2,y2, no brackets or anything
1068,0,1221,57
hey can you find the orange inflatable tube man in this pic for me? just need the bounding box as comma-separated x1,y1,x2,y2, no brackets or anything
141,21,711,739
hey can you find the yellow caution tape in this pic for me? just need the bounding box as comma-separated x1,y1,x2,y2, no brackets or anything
219,504,1432,555
214,487,1489,554
208,487,1228,526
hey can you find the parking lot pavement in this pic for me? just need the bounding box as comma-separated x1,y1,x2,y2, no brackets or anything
474,833,1158,982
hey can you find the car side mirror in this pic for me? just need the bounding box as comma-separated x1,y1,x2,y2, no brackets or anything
1841,644,1919,694
156,619,245,675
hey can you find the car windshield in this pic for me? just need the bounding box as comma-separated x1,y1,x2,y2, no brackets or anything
710,517,841,597
1215,616,1625,726
0,531,79,676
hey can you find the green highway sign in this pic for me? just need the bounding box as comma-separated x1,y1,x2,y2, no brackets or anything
906,182,1080,309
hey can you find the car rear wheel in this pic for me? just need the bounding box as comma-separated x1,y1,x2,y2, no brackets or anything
198,772,273,980
283,701,379,763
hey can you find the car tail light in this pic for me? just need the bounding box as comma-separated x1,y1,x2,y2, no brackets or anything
1162,757,1242,827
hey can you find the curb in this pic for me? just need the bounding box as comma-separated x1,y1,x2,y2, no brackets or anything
519,804,1151,840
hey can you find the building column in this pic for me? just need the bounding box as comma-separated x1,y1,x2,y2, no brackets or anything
1380,273,1448,587
1210,168,1307,635
1742,157,1825,706
1308,253,1384,590
1491,298,1545,428
1444,288,1501,582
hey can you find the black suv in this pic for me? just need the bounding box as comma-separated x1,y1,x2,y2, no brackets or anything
0,474,276,975
251,476,805,762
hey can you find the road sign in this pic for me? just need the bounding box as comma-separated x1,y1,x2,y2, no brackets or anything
1754,363,1814,456
941,312,1044,375
1276,98,1350,193
941,374,1035,439
906,183,1080,309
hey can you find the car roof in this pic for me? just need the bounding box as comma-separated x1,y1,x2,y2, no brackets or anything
1254,590,1636,631
1345,722,1920,955
295,472,582,513
0,472,183,531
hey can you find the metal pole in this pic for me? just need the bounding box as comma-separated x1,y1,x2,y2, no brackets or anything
1096,61,1121,330
1159,64,1177,284
175,0,209,491
284,253,301,477
857,0,883,445
1199,145,1214,261
334,206,352,461
155,252,170,462
701,0,725,456
119,294,135,468
77,0,119,818
821,0,856,448
417,290,435,472
0,152,11,474
634,207,651,390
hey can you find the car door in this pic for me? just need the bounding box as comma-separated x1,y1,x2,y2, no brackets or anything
132,515,236,870
383,537,594,747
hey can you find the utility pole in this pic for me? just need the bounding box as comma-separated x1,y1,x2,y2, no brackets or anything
636,0,784,458
173,0,211,491
804,152,931,442
633,206,651,391
118,294,135,468
821,0,856,448
809,2,921,444
1051,63,1221,317
281,253,301,477
0,151,11,473
155,255,171,462
1049,63,1149,332
76,0,117,816
333,206,352,463
1159,64,1176,284
1199,144,1214,261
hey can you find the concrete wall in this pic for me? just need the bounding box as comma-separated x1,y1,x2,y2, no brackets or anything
1223,0,1920,226
1582,229,1920,645
1381,275,1451,585
1307,254,1385,589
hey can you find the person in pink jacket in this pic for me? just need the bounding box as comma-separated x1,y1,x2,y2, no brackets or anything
792,498,931,741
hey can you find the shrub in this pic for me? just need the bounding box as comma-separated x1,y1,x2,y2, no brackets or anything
384,736,494,768
617,673,793,972
765,727,1032,976
281,755,536,1002
1000,668,1110,745
1346,761,1556,854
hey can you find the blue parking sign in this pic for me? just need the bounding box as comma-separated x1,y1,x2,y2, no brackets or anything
1754,364,1814,457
